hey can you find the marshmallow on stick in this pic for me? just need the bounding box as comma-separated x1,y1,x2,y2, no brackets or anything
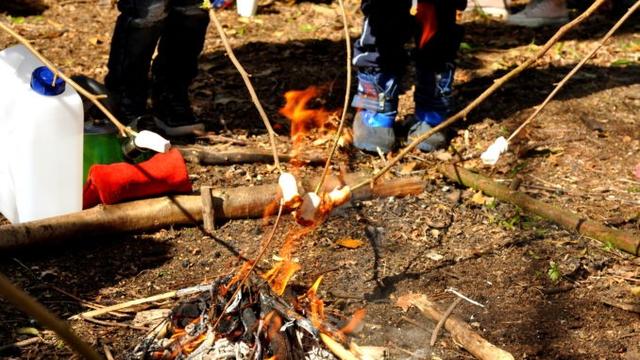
480,136,509,166
278,172,302,208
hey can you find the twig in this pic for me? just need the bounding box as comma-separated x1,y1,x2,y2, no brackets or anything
0,272,102,360
350,0,608,192
0,336,43,352
445,288,485,308
81,316,150,331
430,297,462,346
601,298,640,314
71,291,177,320
0,20,134,138
208,8,282,173
315,0,352,193
103,344,115,360
195,133,248,146
507,0,640,142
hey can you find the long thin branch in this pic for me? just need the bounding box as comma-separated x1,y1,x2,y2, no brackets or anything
208,9,282,173
0,20,134,138
315,0,352,193
507,0,640,142
0,273,102,360
350,0,607,191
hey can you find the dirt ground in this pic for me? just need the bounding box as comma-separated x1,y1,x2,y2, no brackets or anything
1,0,639,359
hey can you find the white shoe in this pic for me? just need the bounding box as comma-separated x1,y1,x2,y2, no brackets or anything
465,0,509,18
507,0,569,27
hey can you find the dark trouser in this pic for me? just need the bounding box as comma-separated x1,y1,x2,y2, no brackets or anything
353,0,465,112
105,0,209,115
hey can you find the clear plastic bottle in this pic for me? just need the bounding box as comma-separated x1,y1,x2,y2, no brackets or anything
0,45,83,223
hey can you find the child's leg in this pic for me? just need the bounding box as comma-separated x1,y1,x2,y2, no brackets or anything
105,0,169,123
150,0,209,136
409,1,465,152
351,0,412,153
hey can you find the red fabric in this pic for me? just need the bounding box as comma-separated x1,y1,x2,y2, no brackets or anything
83,148,192,209
416,2,437,49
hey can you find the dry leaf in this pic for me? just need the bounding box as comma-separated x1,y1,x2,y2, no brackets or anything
631,287,640,297
471,191,487,205
400,161,417,175
634,163,640,180
395,292,428,312
336,238,365,249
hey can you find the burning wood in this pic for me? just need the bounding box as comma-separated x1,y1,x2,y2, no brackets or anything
129,274,366,360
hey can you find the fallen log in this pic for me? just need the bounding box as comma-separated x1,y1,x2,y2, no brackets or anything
397,293,514,360
439,164,640,256
0,174,425,251
178,147,327,166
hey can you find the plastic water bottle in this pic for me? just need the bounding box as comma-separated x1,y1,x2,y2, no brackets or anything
0,45,83,223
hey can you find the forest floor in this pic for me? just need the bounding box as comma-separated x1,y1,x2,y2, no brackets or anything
0,0,639,359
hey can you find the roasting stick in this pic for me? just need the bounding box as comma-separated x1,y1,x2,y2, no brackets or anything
0,20,135,138
0,272,102,360
348,0,608,192
208,8,282,173
481,0,640,165
315,0,352,194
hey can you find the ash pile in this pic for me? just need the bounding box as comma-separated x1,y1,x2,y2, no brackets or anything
128,275,341,360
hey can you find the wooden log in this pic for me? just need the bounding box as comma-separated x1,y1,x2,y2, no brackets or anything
439,164,640,256
0,0,48,13
178,147,326,166
403,294,514,360
0,174,425,251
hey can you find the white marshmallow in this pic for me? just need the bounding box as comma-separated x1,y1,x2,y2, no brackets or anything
327,186,351,207
295,192,321,225
480,136,509,165
134,130,171,153
278,172,300,205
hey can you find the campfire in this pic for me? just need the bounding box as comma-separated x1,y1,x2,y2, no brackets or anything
129,88,366,359
129,271,370,360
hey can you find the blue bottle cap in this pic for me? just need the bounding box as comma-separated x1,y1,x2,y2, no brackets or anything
30,66,65,96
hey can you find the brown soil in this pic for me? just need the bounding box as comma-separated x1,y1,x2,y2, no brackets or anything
1,1,639,359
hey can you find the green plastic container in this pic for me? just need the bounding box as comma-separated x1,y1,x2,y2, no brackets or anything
83,122,124,181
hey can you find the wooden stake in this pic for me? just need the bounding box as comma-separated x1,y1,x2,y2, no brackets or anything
439,164,640,256
200,186,215,234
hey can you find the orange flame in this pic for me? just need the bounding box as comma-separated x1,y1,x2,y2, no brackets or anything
306,276,326,329
263,260,302,295
279,86,335,142
181,332,208,355
262,224,316,294
338,308,366,336
416,2,437,49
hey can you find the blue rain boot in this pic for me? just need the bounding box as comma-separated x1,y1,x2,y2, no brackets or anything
408,63,455,152
351,71,399,154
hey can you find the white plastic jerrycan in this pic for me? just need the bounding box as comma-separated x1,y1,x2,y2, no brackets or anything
0,44,84,223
